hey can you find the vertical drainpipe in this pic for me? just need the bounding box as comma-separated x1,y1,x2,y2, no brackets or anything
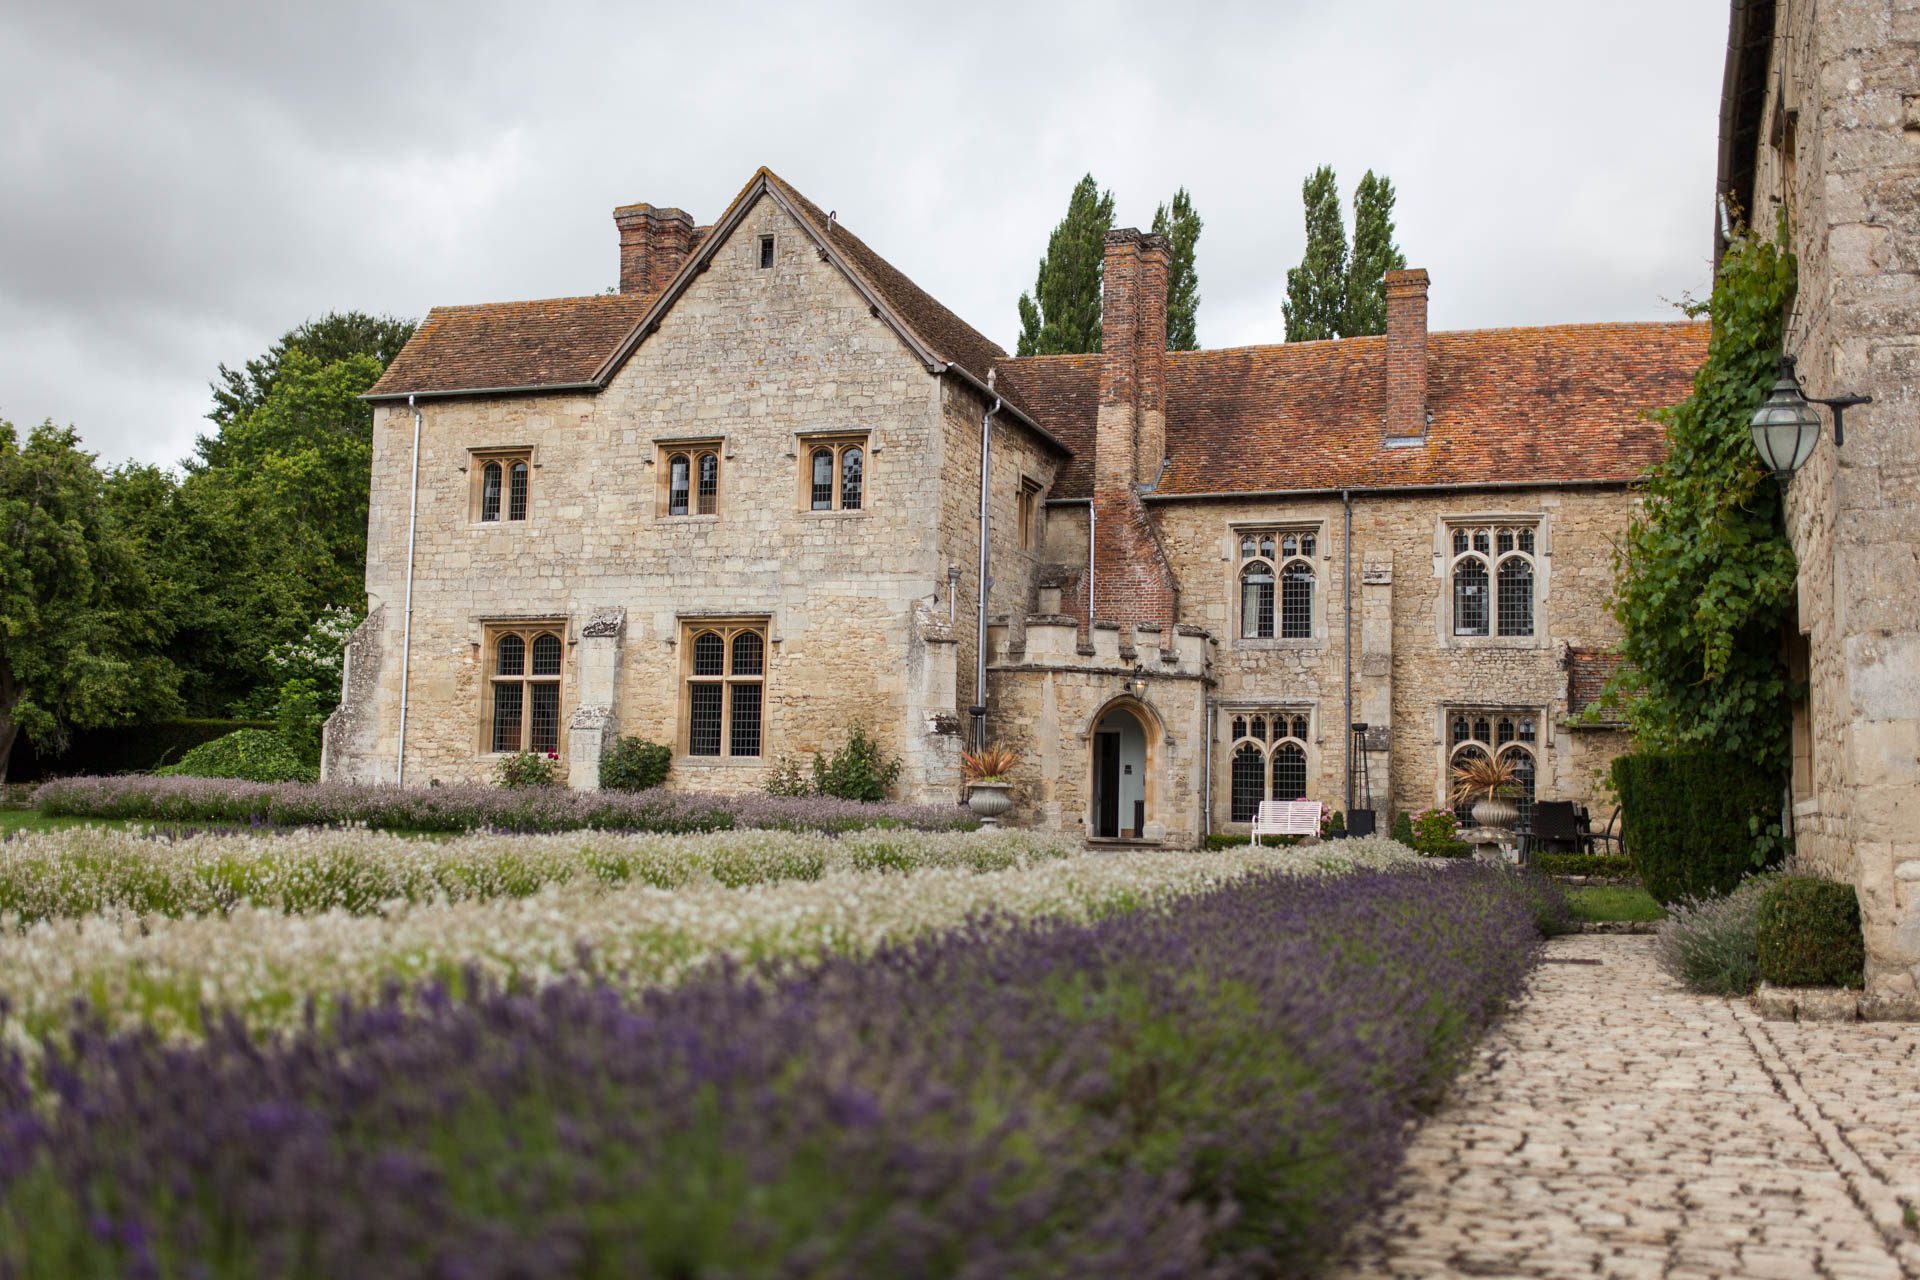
396,395,424,786
1342,489,1354,817
1086,502,1096,622
973,375,1002,751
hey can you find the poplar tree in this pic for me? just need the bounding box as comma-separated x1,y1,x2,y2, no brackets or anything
1151,188,1204,350
1343,171,1407,338
1016,175,1115,356
1283,166,1348,342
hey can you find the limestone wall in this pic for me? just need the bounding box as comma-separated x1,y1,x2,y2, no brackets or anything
1148,486,1638,834
1743,0,1920,1008
332,191,961,796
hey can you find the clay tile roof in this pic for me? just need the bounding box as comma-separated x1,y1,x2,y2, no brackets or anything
1567,647,1632,723
368,293,657,399
1000,321,1709,499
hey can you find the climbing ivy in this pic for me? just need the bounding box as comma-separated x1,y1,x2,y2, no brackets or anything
1608,221,1799,780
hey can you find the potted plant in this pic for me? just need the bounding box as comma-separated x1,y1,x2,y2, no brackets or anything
1450,751,1520,832
961,743,1018,828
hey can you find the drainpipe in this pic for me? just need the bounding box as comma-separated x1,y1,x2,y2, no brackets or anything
1201,694,1214,840
396,395,424,786
973,375,1002,750
1343,489,1353,817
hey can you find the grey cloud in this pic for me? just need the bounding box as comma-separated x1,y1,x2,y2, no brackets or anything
0,0,1726,468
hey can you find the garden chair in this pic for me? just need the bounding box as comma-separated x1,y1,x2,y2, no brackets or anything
1585,806,1625,857
1252,800,1323,845
1527,801,1583,855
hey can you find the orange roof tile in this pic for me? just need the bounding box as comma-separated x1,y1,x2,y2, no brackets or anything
368,293,657,398
997,321,1709,498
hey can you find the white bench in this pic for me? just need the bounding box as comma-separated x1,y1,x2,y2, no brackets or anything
1251,799,1323,844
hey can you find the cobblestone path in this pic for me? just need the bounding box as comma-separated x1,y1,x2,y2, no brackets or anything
1337,935,1920,1279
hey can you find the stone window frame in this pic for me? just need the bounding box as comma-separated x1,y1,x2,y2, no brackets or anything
1229,523,1325,649
797,432,869,515
468,447,536,527
482,620,568,758
1018,476,1044,550
654,437,725,520
679,617,770,762
1437,513,1550,649
758,234,775,270
1219,704,1316,825
1438,704,1542,825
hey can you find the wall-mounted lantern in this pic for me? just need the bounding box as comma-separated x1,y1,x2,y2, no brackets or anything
1123,666,1149,701
1749,355,1872,484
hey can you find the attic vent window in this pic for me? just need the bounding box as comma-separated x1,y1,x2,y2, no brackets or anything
758,235,774,269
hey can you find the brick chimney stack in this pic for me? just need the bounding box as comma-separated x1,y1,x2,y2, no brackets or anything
1384,267,1430,440
614,203,698,296
1086,228,1179,632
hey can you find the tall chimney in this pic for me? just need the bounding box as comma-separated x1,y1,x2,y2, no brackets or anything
614,203,697,295
1384,267,1430,440
1087,228,1179,632
1134,233,1170,486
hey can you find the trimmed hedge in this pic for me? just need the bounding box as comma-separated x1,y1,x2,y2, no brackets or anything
1611,752,1784,905
1532,852,1636,880
1755,875,1865,988
8,719,273,781
1203,832,1305,850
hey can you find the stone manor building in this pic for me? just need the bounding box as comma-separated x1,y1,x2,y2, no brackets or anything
1718,0,1920,1014
326,168,1705,845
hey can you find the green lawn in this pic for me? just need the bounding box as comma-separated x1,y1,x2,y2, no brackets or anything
0,809,141,835
1565,884,1665,923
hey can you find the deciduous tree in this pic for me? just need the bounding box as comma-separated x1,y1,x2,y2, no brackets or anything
0,421,179,779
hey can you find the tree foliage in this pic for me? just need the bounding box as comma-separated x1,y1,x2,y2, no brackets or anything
1608,222,1798,776
1283,166,1349,342
1284,166,1406,342
1016,175,1114,356
1151,188,1204,350
1344,171,1407,337
0,421,180,779
207,311,414,433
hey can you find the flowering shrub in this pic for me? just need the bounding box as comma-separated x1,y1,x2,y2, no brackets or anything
0,842,1419,1042
34,775,976,835
1409,808,1471,858
0,826,1080,925
597,736,671,791
1653,873,1780,994
494,750,560,789
0,864,1543,1276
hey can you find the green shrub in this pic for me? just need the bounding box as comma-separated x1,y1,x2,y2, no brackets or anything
1612,752,1785,905
1322,809,1346,839
1502,868,1574,938
1654,874,1778,994
599,737,671,792
762,756,810,798
14,719,275,780
1755,875,1864,988
1531,852,1636,879
1202,832,1305,851
1391,810,1416,847
494,751,559,789
809,726,902,803
157,730,313,784
1409,808,1470,858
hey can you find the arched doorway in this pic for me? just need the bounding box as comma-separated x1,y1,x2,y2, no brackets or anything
1090,702,1151,839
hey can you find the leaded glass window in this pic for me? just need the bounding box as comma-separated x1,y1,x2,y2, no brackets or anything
1237,527,1317,641
1449,523,1538,638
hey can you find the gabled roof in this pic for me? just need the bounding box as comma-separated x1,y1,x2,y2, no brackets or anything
996,321,1709,499
367,294,656,399
368,168,1044,435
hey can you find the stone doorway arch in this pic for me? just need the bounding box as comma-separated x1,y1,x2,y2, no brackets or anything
1088,698,1156,840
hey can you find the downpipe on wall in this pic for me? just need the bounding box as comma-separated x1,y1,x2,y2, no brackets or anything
1343,489,1353,817
973,375,1002,751
396,396,423,786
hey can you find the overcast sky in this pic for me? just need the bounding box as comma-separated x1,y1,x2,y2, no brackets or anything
1,0,1729,470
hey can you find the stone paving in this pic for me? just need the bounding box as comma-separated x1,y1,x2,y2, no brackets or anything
1337,935,1920,1279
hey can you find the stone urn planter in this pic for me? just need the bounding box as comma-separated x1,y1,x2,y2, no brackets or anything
966,781,1014,828
1470,795,1519,832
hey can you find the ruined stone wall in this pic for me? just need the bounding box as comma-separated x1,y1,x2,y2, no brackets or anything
331,191,958,797
1744,0,1920,1008
1149,487,1638,833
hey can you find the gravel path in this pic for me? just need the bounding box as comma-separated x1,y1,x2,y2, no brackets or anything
1336,935,1920,1279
